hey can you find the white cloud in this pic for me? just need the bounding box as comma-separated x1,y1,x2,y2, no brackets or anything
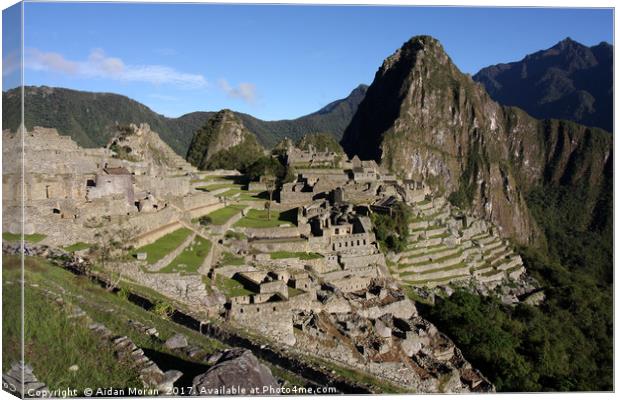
218,78,257,104
2,50,21,77
24,48,207,89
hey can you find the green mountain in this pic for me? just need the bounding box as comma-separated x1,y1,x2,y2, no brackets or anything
186,109,264,171
474,38,613,133
2,84,367,155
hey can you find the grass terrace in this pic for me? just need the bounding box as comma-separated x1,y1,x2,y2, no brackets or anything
63,242,91,252
219,188,265,201
190,174,240,184
159,236,212,274
133,228,192,264
287,287,305,297
2,232,46,243
400,261,467,277
270,251,323,260
404,274,470,286
200,204,246,225
233,208,297,229
2,257,142,393
220,252,245,266
212,274,255,297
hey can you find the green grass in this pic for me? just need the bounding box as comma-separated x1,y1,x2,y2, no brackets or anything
198,183,243,192
233,208,296,229
159,236,212,274
404,250,463,268
3,232,46,243
219,189,265,201
202,205,245,225
5,255,314,389
214,274,255,297
287,287,305,297
63,242,92,252
190,174,238,183
400,261,467,276
224,230,246,240
2,257,142,393
404,274,470,286
220,252,245,266
132,228,192,264
270,251,323,260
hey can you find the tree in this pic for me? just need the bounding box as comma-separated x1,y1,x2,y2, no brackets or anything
264,175,276,220
88,225,136,291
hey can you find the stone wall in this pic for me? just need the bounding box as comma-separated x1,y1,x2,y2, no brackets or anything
135,175,190,198
243,226,301,240
249,238,309,253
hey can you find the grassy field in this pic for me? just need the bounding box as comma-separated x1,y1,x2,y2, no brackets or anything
217,188,268,202
270,251,323,260
2,256,142,393
3,232,46,243
202,205,245,225
220,252,245,266
212,274,255,297
159,236,212,274
196,183,243,192
133,228,192,264
63,242,91,252
233,208,296,229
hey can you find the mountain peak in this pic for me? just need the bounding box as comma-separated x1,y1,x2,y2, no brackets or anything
473,35,612,133
551,36,586,52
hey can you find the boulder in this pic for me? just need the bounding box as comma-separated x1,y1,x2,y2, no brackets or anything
165,333,188,349
192,349,279,395
157,370,183,394
401,336,424,357
374,319,392,338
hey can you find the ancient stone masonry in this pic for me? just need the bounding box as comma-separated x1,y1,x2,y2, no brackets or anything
4,122,540,394
2,126,221,246
388,194,527,290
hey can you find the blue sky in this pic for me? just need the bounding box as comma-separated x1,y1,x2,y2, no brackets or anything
2,3,614,120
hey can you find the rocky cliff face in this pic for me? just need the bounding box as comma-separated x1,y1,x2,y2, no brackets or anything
186,110,264,170
342,36,612,244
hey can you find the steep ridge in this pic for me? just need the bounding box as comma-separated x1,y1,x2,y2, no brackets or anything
342,35,612,245
2,85,367,155
474,38,613,133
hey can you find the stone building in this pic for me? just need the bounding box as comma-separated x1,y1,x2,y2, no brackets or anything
87,166,135,205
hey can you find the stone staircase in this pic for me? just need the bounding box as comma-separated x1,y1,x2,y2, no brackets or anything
391,196,526,288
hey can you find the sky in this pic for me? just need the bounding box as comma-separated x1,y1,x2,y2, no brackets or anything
2,2,614,120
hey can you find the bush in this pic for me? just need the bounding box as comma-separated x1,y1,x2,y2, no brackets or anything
371,201,411,252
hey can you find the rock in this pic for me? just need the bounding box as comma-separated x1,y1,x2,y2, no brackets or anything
374,319,392,338
164,333,188,349
146,327,159,337
157,370,182,394
68,364,79,372
379,342,392,354
522,290,545,306
192,349,279,395
401,336,424,357
136,252,147,261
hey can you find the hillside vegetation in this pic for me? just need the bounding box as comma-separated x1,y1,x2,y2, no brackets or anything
3,85,367,155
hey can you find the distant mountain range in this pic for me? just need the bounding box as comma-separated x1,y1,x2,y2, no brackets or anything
474,38,613,133
2,84,368,155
